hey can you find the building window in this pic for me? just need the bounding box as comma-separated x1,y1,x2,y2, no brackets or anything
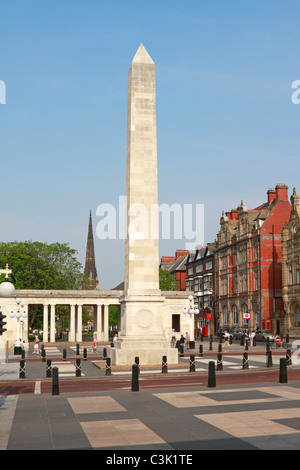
223,306,228,325
195,261,203,273
297,264,300,284
295,305,300,327
232,305,238,325
253,270,258,291
289,264,293,285
205,260,212,270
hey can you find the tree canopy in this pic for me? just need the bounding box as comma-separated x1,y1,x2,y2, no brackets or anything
0,240,83,290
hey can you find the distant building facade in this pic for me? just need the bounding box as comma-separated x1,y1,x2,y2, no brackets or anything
282,188,300,337
214,184,291,333
185,244,216,336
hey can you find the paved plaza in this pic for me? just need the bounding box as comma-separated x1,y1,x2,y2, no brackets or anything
1,341,300,451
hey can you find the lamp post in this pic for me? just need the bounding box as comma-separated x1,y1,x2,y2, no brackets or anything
0,264,15,297
9,298,27,355
183,295,199,349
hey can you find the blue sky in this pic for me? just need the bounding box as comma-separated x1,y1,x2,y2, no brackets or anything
1,0,300,289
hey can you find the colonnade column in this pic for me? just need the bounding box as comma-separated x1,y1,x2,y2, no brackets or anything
103,304,109,341
50,304,56,343
69,304,76,342
96,304,102,341
43,304,49,343
76,305,82,343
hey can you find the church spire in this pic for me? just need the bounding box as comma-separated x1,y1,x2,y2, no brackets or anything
83,210,99,289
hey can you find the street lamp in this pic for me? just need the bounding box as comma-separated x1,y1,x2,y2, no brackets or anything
0,264,15,297
9,298,27,355
183,295,199,348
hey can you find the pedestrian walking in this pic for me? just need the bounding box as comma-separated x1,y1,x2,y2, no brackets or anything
223,330,230,350
33,335,40,354
185,332,190,349
250,330,256,347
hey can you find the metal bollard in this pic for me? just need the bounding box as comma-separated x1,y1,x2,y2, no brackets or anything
135,357,140,375
19,359,25,379
242,352,249,370
75,358,81,377
266,350,273,368
190,354,195,372
63,349,67,361
105,357,111,376
83,348,87,361
41,348,46,363
76,343,80,355
199,344,203,357
217,352,223,371
286,349,292,366
103,347,107,358
52,367,59,395
279,358,288,383
218,343,222,353
131,363,139,392
162,355,168,374
208,361,216,388
46,359,52,378
209,338,213,351
179,344,184,357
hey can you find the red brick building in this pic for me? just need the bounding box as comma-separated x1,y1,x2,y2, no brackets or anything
214,184,291,333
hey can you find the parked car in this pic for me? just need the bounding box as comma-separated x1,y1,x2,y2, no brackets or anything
216,328,234,339
232,329,245,340
254,330,278,342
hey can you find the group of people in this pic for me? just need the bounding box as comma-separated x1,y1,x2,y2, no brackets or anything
222,328,257,349
171,330,191,349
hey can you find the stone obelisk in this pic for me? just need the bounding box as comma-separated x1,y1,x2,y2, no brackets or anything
108,44,178,366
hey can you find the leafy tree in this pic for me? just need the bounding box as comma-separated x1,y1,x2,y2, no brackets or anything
0,241,84,331
0,241,83,289
159,267,177,291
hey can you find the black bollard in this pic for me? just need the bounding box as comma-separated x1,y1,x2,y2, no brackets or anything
286,348,292,366
179,344,184,357
46,359,52,378
242,352,249,370
135,356,140,375
76,343,80,355
52,367,59,395
83,348,87,361
253,337,256,347
286,334,289,343
105,357,111,376
189,354,195,372
190,340,195,349
266,350,273,368
162,355,168,374
111,341,114,348
75,358,81,377
218,343,222,353
208,361,216,388
19,359,25,379
279,358,288,383
103,347,107,358
21,349,25,359
199,344,203,357
200,333,203,342
209,338,213,351
63,349,67,361
41,348,46,363
217,352,223,371
229,336,233,345
131,363,139,391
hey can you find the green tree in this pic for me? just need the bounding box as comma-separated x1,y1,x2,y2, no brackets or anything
0,241,84,330
159,267,177,291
